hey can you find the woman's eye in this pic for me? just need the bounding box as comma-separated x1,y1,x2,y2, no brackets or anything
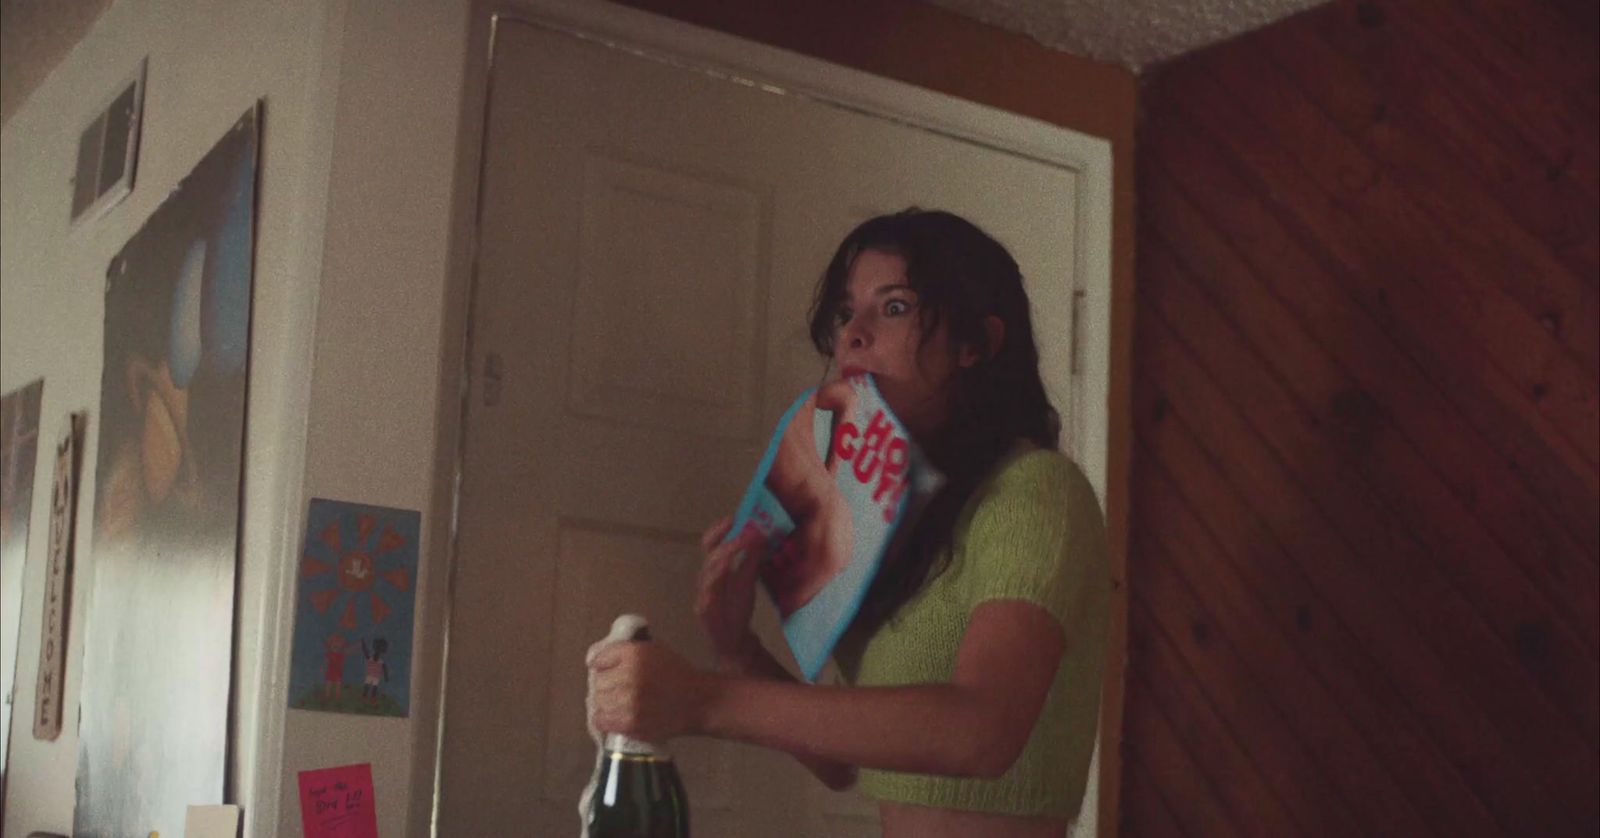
884,299,911,316
834,309,853,327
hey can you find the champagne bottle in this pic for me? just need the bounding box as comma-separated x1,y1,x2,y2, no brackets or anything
585,622,690,838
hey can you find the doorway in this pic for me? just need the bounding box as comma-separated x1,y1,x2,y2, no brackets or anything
435,5,1113,835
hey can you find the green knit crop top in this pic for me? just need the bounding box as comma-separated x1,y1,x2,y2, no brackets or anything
832,445,1110,820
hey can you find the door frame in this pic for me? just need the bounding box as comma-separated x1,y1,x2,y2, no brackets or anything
422,1,1123,834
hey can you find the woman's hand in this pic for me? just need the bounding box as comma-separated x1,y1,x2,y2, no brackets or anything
695,517,766,671
588,640,720,743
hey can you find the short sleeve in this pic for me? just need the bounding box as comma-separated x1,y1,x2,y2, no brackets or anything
953,449,1107,631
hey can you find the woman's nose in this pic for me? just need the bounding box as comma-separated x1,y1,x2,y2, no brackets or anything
842,317,871,349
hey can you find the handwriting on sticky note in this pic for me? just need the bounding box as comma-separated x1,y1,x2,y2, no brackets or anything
298,763,378,838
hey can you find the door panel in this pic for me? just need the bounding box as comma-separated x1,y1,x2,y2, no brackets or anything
439,13,1099,836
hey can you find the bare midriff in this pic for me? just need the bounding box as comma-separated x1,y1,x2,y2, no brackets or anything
878,801,1070,838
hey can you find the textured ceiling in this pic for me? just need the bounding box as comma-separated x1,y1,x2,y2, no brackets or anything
927,0,1329,69
1,0,1327,126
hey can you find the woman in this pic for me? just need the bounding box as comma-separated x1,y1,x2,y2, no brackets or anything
588,209,1111,837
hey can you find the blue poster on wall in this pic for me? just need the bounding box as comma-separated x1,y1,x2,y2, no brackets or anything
287,498,420,717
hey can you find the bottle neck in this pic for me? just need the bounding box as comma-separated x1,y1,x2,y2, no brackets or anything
603,732,672,760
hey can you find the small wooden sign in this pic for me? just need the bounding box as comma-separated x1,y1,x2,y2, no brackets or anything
34,411,83,740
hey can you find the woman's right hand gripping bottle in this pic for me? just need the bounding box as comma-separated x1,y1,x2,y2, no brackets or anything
582,615,691,838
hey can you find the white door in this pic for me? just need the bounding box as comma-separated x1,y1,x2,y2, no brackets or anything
437,6,1112,836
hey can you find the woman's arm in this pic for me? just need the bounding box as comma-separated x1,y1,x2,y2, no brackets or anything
727,637,859,791
693,516,853,788
590,599,1065,780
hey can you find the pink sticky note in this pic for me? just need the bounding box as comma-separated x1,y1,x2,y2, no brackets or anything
298,763,379,838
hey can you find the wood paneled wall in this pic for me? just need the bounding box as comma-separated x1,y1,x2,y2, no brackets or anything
1126,0,1597,835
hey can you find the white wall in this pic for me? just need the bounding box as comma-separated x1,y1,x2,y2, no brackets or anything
0,0,345,834
273,1,473,836
3,0,478,831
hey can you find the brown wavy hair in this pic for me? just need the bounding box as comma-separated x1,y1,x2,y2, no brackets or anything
808,209,1061,633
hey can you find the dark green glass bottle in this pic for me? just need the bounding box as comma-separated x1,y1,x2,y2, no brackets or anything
585,735,690,837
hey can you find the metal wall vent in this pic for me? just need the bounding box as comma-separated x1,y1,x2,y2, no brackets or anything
70,58,145,226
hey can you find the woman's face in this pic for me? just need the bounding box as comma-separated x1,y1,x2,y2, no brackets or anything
830,248,971,442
